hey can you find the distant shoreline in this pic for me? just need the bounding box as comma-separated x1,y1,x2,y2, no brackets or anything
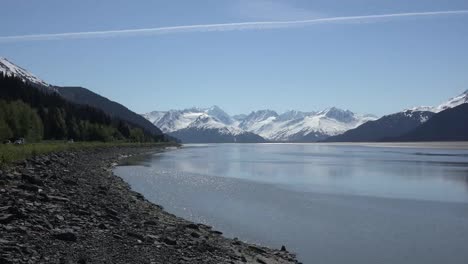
183,141,468,149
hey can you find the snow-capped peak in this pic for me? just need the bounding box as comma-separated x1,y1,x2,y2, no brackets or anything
434,90,468,112
276,110,310,121
0,57,51,88
143,105,377,142
408,90,468,113
206,105,234,125
317,107,356,123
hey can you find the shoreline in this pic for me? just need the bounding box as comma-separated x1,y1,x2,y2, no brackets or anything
0,146,299,264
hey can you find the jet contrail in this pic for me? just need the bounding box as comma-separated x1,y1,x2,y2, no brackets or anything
1,10,467,42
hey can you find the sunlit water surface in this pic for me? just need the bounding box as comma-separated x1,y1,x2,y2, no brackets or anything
114,143,468,264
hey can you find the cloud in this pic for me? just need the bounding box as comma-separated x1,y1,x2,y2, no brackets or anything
0,10,467,43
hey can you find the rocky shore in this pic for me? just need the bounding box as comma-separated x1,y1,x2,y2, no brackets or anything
0,146,299,264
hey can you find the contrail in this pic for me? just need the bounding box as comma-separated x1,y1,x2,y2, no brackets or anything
1,10,467,42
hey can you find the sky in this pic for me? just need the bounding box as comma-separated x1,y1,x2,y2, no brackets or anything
1,0,468,116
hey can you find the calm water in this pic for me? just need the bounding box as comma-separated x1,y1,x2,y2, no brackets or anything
114,143,468,264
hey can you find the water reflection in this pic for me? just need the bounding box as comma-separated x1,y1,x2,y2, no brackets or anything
136,144,468,202
115,143,468,264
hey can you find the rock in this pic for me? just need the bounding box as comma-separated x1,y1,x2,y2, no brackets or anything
21,174,43,186
106,214,120,222
145,234,160,242
248,245,267,254
77,258,87,264
143,220,158,226
190,232,200,238
132,191,145,201
98,185,109,191
0,257,11,264
163,237,177,246
0,238,15,245
18,184,39,192
55,215,65,221
47,195,70,202
105,208,118,216
127,231,145,241
63,179,78,186
0,214,15,224
0,206,12,212
113,234,123,240
185,223,199,230
0,146,299,264
53,230,77,242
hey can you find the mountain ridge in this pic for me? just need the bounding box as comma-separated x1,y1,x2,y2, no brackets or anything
57,86,163,136
0,57,56,92
1,57,165,139
324,90,468,142
143,106,376,142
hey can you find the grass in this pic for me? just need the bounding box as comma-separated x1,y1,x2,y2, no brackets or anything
0,141,178,167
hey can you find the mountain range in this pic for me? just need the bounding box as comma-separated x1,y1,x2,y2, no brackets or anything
2,56,467,143
144,89,468,143
143,106,377,143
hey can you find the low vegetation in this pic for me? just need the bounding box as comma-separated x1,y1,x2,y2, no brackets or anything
0,141,176,167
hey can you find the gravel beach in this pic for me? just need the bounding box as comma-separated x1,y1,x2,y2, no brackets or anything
0,146,299,264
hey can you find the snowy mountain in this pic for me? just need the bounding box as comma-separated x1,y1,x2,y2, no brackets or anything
0,57,55,91
143,106,376,142
390,103,468,142
408,90,468,113
1,57,164,137
324,110,435,142
325,90,468,142
233,107,375,141
145,107,265,143
171,113,265,143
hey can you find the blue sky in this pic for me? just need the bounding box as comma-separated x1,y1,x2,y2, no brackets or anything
1,0,468,116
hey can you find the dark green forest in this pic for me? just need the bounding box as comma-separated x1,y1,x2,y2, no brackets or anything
0,74,167,143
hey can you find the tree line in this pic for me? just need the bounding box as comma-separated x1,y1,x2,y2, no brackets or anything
0,74,167,143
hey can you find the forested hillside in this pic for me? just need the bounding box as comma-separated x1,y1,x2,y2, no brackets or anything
57,86,163,136
0,74,168,143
